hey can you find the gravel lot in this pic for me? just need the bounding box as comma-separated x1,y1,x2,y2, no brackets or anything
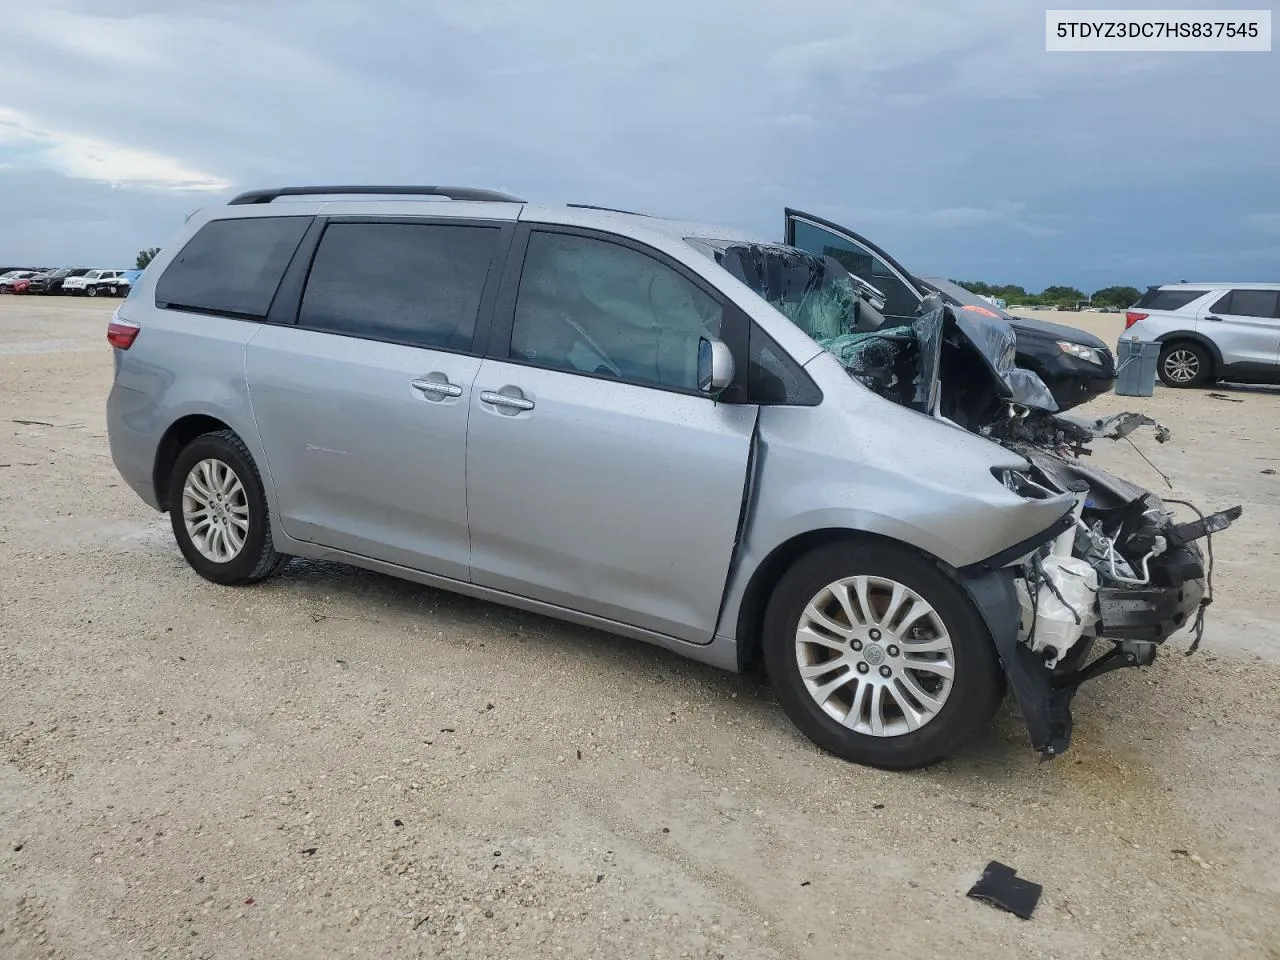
3,296,1279,959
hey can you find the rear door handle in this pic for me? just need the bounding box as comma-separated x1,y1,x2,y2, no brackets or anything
1206,315,1222,322
480,390,534,411
411,377,463,398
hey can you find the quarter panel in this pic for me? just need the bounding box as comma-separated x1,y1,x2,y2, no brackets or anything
107,309,266,508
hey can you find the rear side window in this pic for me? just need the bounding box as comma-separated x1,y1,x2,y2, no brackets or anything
1212,289,1280,318
1133,288,1206,311
298,222,498,351
156,216,310,318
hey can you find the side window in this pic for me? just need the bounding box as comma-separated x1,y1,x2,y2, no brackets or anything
748,326,821,405
298,222,499,351
1137,288,1208,311
510,231,723,391
1219,289,1279,319
156,216,311,318
790,220,920,323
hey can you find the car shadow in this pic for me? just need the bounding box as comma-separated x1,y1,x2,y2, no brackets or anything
265,555,772,694
260,556,1034,769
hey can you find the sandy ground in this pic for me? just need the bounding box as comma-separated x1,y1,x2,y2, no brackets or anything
2,296,1278,960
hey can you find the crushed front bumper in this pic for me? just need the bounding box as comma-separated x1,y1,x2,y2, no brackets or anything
961,539,1217,760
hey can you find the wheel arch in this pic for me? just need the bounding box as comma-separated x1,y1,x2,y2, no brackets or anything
152,414,235,510
1154,331,1222,377
731,528,950,672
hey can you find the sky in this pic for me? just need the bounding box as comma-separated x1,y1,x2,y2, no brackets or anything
0,0,1277,292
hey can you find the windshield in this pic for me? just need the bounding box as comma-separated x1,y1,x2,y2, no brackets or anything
688,237,949,411
686,238,883,342
917,276,1016,321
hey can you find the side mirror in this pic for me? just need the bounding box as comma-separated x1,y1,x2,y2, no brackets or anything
697,337,735,395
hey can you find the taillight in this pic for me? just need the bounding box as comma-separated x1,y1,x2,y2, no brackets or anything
107,317,140,349
1124,311,1147,330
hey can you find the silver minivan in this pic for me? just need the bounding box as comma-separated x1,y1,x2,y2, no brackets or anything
106,186,1237,769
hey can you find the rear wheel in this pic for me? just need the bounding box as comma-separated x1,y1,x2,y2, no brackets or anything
1158,341,1211,387
762,540,1002,769
169,430,288,585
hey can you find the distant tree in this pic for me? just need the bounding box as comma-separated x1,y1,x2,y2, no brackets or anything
1040,284,1085,307
136,247,160,269
1092,285,1141,309
951,281,1141,308
952,281,1030,303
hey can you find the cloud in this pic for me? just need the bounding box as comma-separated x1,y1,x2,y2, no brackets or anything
0,0,1275,290
820,201,1065,237
0,106,230,191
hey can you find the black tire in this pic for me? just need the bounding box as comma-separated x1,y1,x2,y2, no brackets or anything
168,429,288,585
1158,341,1211,388
762,540,1003,770
87,285,99,297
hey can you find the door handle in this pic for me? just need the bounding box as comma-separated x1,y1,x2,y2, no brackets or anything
480,390,534,411
411,377,463,398
1206,315,1222,322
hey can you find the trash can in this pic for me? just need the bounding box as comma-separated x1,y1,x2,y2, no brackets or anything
1114,337,1161,397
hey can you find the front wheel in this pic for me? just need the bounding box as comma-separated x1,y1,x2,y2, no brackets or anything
87,286,99,297
169,430,288,585
762,540,1002,769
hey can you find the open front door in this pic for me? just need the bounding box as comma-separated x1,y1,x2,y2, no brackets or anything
784,209,926,326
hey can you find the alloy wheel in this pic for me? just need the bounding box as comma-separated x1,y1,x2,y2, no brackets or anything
794,575,955,736
181,458,250,563
1163,349,1200,384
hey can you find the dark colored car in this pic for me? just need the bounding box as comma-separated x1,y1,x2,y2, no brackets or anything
783,209,1116,412
27,267,91,295
917,277,1116,412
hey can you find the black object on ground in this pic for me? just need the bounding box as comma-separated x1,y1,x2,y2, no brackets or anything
966,861,1042,919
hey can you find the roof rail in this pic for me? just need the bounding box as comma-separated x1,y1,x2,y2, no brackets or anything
566,202,651,217
227,185,525,205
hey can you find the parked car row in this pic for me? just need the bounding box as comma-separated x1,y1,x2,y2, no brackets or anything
0,267,141,297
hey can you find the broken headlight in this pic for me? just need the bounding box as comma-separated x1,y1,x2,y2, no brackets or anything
1056,341,1103,365
994,467,1054,500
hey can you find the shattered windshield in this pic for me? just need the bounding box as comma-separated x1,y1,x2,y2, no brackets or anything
688,238,941,412
686,238,874,342
688,237,1058,417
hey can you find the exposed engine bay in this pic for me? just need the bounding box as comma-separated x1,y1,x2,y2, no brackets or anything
716,241,1244,757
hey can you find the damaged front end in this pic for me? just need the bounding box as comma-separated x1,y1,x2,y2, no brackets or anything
843,296,1243,758
982,447,1241,757
714,240,1243,758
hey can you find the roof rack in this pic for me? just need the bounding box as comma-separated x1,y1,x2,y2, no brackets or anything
566,202,651,217
227,185,525,205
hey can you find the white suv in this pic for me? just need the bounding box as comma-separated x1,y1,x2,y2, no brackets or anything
1123,283,1280,387
63,269,128,297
